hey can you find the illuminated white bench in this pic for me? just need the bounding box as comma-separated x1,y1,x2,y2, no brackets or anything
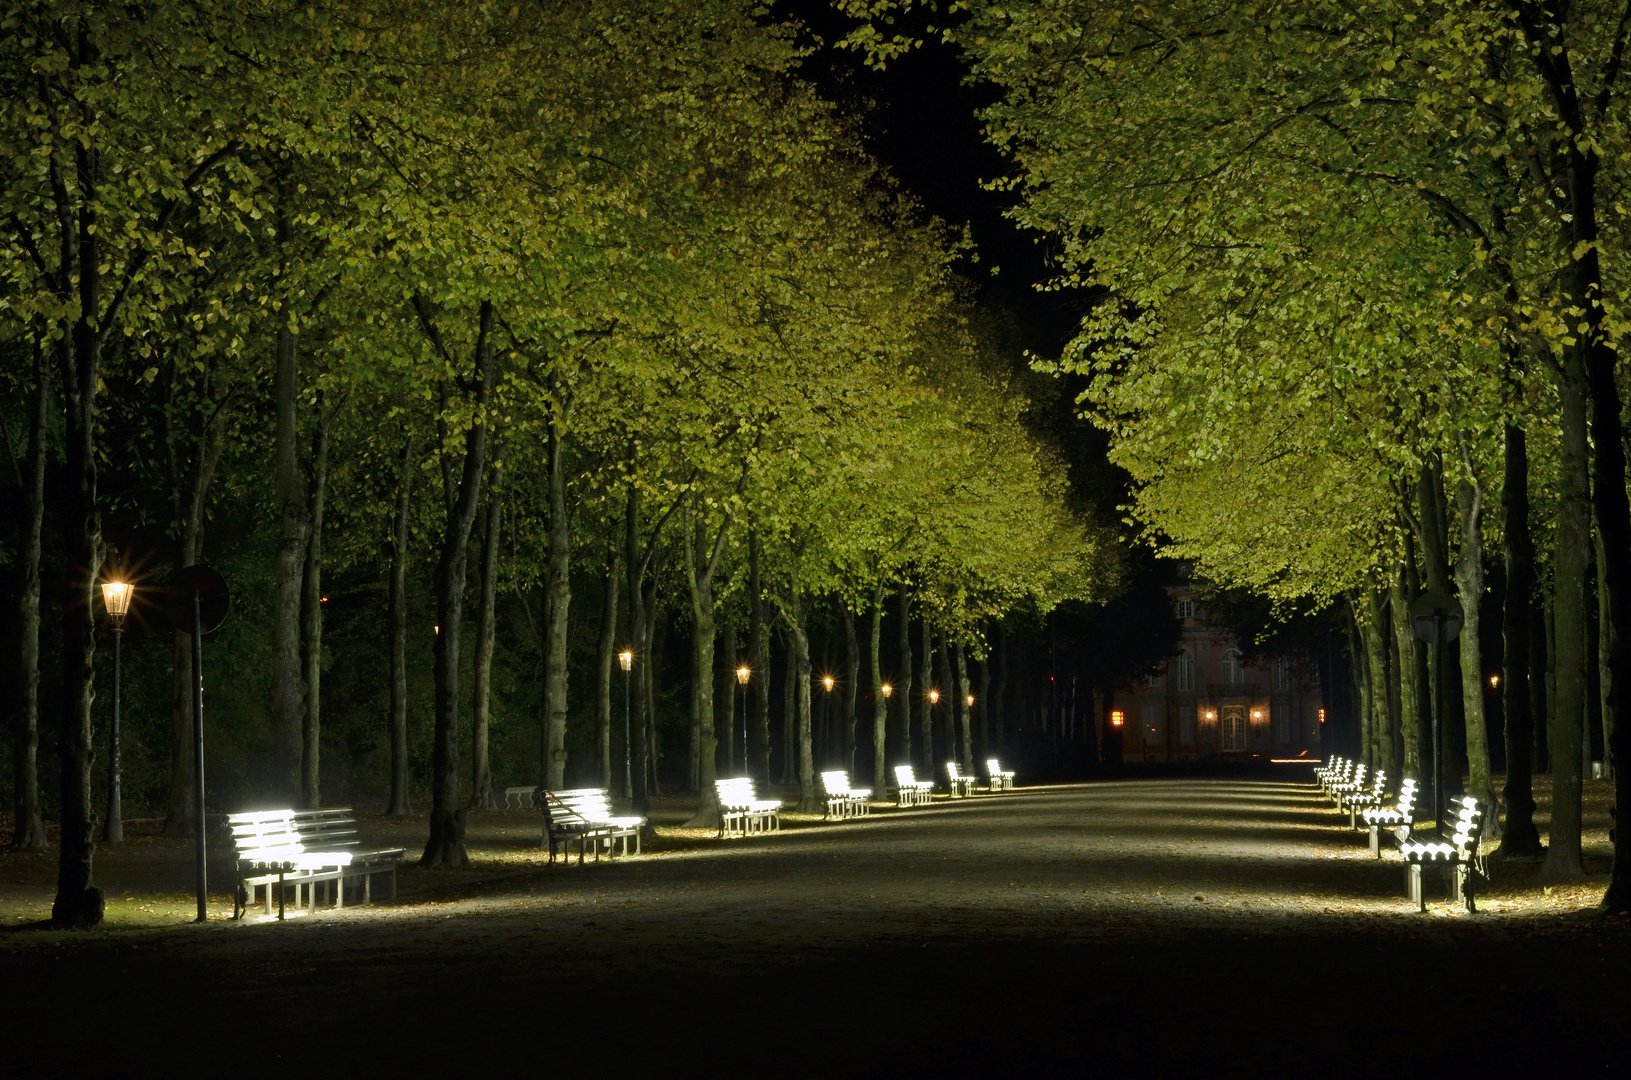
986,759,1015,792
1314,755,1346,787
1399,795,1485,912
1361,779,1418,857
715,777,781,838
1326,762,1368,806
1317,757,1353,796
894,765,934,806
229,808,406,920
820,771,872,819
501,786,540,810
945,760,978,797
1337,769,1389,829
542,788,644,864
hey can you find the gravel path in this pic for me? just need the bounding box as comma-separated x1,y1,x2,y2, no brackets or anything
2,776,1626,1076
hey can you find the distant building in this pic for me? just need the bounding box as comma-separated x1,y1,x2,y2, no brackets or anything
1107,583,1323,762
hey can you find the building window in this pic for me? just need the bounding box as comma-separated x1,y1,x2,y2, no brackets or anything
1273,706,1289,742
1178,704,1196,745
1141,703,1164,747
1176,599,1193,620
1272,657,1291,691
1145,670,1162,689
1221,648,1244,689
1174,648,1194,692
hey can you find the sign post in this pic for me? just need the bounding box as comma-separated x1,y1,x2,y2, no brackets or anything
1409,588,1464,838
169,566,230,923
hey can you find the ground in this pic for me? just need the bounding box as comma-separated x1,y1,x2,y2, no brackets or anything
1,767,1625,1076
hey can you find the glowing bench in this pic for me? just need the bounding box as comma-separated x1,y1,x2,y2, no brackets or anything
945,760,978,797
1316,757,1353,796
229,808,406,920
542,788,644,865
1399,795,1485,912
715,777,781,838
1326,762,1368,806
1361,779,1418,857
819,771,872,819
986,759,1015,792
893,765,933,806
1337,769,1389,829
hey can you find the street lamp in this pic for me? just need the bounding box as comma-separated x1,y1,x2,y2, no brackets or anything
821,675,836,766
619,649,634,800
736,665,751,774
101,577,133,843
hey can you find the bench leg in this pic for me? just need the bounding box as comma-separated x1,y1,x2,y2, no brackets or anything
1368,827,1381,857
278,872,286,921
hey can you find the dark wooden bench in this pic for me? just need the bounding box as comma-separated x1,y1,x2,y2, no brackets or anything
228,808,406,920
542,788,644,864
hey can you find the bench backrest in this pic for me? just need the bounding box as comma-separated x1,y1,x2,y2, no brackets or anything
895,765,924,787
716,776,762,808
552,788,617,824
946,761,970,782
228,807,359,862
820,771,854,797
1448,795,1484,853
986,759,1009,776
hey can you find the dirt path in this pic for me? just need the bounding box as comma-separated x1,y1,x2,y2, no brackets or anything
2,775,1625,1076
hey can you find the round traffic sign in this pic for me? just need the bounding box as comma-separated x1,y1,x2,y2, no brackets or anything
1408,588,1463,645
165,565,231,638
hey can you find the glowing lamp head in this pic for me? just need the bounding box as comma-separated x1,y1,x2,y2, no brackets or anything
618,649,633,673
1252,710,1262,720
823,675,835,692
736,665,751,686
1110,710,1124,726
1318,708,1326,723
1206,711,1216,720
1488,673,1500,689
881,684,893,698
928,689,940,705
101,579,133,629
966,694,975,707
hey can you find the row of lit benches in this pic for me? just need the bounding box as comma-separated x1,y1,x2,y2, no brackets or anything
1315,756,1486,912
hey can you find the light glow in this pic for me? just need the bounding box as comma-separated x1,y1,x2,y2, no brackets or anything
736,665,751,685
618,649,633,672
928,689,940,704
1110,709,1124,726
823,675,835,692
101,579,133,628
1318,708,1326,723
1488,673,1500,689
966,694,975,707
881,684,893,698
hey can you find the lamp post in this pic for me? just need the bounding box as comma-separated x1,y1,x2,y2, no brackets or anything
966,693,975,766
736,665,751,775
101,577,133,843
619,649,634,800
928,689,940,781
822,674,835,766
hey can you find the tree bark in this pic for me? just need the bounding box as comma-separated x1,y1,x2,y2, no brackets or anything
1543,340,1590,881
918,617,933,772
977,635,991,764
300,406,331,809
785,594,817,811
270,299,309,806
544,399,573,791
1363,586,1394,781
749,531,770,784
9,339,49,849
718,626,737,775
470,473,503,810
387,437,416,817
842,597,860,775
869,580,887,796
898,581,913,764
1454,470,1498,840
781,622,796,785
595,547,622,793
681,501,733,829
419,299,495,869
993,620,1007,749
955,642,974,772
1388,558,1422,785
1496,425,1542,857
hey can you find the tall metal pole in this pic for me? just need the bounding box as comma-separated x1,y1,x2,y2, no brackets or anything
622,666,632,801
192,592,208,923
105,629,123,842
740,682,748,776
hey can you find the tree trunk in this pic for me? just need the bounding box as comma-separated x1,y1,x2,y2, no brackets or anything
1388,559,1422,785
300,406,330,809
718,626,737,775
842,598,860,775
470,474,503,810
544,407,572,791
270,314,309,806
1497,425,1542,858
420,300,495,869
9,339,49,849
681,502,731,829
977,635,991,764
786,594,817,811
870,580,887,796
1454,471,1498,839
625,478,649,810
938,630,956,775
1543,342,1590,882
781,622,796,785
955,642,974,771
596,548,621,793
898,582,913,764
993,620,1007,749
1363,586,1394,781
1597,523,1614,781
387,437,416,817
1349,602,1372,770
918,618,933,772
750,531,770,784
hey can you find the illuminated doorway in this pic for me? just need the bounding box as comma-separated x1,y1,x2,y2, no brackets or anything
1220,704,1248,753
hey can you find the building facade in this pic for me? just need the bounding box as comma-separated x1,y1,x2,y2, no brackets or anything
1107,584,1323,763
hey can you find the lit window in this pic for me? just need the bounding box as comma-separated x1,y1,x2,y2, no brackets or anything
1176,599,1193,620
1174,648,1194,692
